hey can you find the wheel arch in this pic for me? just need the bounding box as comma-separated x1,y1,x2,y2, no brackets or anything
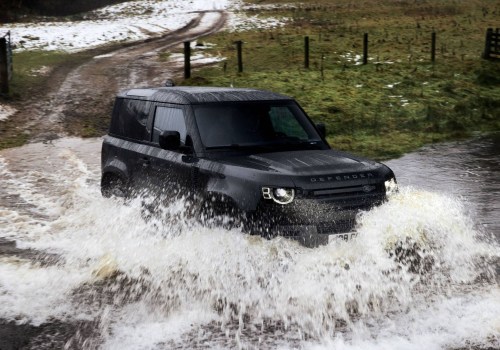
101,160,130,197
101,158,129,183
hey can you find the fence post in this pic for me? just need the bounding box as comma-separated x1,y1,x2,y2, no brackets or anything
496,28,500,54
483,28,493,59
431,32,436,62
6,31,12,81
363,33,368,65
235,40,243,73
304,36,310,69
184,41,191,79
0,37,9,94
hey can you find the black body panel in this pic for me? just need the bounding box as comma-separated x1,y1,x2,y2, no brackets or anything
101,86,396,247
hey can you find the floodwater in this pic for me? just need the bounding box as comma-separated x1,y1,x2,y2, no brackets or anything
0,135,498,349
386,133,500,241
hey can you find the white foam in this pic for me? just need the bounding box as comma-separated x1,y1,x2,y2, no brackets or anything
0,138,498,348
0,259,93,325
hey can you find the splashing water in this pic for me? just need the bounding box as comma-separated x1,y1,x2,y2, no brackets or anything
0,138,498,349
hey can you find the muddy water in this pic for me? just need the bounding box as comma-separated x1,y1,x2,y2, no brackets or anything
0,135,498,349
385,134,500,241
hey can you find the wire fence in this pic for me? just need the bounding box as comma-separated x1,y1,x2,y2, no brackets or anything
181,27,497,78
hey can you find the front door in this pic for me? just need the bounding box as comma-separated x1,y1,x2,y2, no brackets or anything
145,105,195,204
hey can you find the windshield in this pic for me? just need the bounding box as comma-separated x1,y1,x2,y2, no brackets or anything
193,102,324,150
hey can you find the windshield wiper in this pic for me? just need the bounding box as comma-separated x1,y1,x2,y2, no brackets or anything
274,139,322,147
206,140,322,151
205,144,243,150
206,143,282,151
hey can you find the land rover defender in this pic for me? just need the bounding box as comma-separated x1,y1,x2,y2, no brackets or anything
101,86,397,246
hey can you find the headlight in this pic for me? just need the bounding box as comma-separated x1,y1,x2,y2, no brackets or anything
262,187,295,205
384,178,398,196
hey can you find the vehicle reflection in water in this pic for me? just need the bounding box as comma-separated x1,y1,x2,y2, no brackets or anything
0,134,498,349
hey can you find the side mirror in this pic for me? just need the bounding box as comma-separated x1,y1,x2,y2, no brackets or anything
316,123,326,138
159,131,181,150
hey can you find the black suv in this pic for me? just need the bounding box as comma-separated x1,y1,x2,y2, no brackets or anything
101,86,397,246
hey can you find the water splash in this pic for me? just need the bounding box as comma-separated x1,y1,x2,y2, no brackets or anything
0,139,498,349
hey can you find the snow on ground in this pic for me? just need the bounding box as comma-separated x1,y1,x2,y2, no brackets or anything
170,50,226,66
0,0,288,52
227,13,288,32
0,104,17,122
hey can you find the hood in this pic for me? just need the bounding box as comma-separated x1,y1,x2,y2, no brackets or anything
220,149,381,176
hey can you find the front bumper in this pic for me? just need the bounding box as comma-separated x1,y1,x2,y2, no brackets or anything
245,191,385,247
272,224,359,247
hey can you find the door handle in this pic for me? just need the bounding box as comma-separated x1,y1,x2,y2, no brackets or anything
182,155,198,163
141,157,150,167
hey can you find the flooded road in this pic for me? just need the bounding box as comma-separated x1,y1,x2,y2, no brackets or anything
385,134,500,241
0,135,499,349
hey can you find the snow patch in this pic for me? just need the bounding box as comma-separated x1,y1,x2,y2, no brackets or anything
2,0,234,51
0,104,17,122
1,0,288,52
170,52,225,65
227,12,289,32
385,82,401,89
30,65,52,76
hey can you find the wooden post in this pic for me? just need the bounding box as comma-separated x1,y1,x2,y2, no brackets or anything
304,36,310,69
184,41,191,79
496,28,500,54
235,40,243,73
483,28,493,59
363,33,368,65
495,28,500,55
431,32,436,62
0,37,8,94
6,31,12,81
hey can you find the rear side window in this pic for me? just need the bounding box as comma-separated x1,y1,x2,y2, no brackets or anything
109,98,151,141
152,106,187,144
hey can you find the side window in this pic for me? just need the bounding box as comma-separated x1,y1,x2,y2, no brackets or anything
152,106,187,144
269,106,308,139
109,98,151,141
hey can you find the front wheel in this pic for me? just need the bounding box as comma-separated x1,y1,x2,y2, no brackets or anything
198,196,242,230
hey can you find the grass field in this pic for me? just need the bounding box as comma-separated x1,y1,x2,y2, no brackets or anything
180,0,500,159
9,50,73,98
1,0,499,157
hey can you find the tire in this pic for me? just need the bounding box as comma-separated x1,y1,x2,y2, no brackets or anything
101,174,128,198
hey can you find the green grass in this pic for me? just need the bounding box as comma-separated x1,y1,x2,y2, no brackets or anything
178,0,500,159
0,131,29,150
0,50,91,150
8,50,83,99
2,0,499,158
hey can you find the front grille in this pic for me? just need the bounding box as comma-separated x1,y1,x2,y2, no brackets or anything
312,184,384,197
306,184,385,209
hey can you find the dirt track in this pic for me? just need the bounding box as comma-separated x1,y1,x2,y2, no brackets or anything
8,10,227,144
